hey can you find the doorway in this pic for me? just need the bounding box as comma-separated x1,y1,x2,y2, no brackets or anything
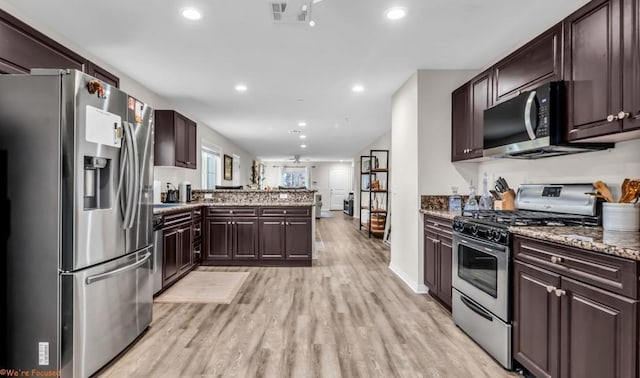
329,168,349,210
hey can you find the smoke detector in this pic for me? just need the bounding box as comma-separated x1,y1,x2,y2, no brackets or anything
270,1,313,23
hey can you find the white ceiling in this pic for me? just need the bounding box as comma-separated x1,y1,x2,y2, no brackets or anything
4,0,588,160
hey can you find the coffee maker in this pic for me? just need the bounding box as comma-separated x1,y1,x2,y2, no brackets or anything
179,181,192,203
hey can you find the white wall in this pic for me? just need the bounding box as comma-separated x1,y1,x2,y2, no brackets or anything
0,2,254,191
477,139,640,200
418,71,480,195
260,161,353,211
389,73,422,292
351,132,392,219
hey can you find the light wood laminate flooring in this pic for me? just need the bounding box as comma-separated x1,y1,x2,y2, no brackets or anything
99,212,515,377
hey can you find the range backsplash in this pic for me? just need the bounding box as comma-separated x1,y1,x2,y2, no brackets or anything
421,195,479,211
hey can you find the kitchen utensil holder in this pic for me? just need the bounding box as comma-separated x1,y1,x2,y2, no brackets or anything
494,189,516,211
602,203,640,231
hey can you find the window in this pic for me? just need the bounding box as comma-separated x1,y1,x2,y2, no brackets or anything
280,166,308,188
201,148,221,190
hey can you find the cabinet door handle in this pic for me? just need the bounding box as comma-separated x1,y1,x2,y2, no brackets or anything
550,256,563,264
230,210,234,214
618,111,630,120
546,285,556,293
227,221,231,225
606,114,620,122
554,289,566,297
284,210,287,214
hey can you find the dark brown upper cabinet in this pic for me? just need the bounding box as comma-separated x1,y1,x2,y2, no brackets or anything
0,10,84,74
154,110,198,169
493,23,563,104
451,84,471,162
86,61,120,88
0,9,119,86
564,0,625,141
623,0,640,133
451,70,491,162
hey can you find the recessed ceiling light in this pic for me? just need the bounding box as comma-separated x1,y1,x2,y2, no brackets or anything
234,84,248,92
299,135,307,139
309,20,316,27
300,144,307,148
385,7,407,20
181,8,202,20
298,121,307,127
352,84,365,93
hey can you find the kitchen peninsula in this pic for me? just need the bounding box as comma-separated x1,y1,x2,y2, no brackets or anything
153,189,315,289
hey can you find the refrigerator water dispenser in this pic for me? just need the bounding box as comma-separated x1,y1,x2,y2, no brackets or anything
84,156,110,210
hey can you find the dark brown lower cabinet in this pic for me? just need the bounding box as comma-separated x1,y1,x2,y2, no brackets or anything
285,218,312,260
423,215,453,308
514,236,638,378
204,206,312,266
232,218,259,259
259,218,286,260
162,226,180,286
162,220,194,288
204,218,232,260
514,261,561,378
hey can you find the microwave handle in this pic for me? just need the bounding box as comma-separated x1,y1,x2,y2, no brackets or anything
524,91,537,140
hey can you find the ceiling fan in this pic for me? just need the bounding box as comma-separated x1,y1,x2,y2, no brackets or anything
287,155,302,164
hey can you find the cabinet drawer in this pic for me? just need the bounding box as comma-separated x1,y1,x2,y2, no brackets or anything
163,210,192,228
192,207,202,218
260,206,310,217
206,207,258,217
193,221,202,240
424,215,453,237
514,236,638,299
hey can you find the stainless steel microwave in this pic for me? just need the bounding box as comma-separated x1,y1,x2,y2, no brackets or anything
483,81,612,159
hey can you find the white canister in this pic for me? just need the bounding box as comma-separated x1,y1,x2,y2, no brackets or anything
602,203,640,231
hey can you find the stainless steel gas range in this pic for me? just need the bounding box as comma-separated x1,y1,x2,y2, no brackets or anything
451,184,599,370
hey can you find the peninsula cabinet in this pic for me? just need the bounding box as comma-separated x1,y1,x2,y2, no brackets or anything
204,207,259,261
423,215,453,308
154,110,197,169
513,236,638,378
451,70,491,162
203,206,312,266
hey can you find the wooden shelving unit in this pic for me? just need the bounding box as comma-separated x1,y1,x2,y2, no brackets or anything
359,149,389,238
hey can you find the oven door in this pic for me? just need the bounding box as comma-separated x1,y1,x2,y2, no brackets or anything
452,233,510,322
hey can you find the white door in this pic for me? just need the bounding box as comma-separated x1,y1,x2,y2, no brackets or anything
329,168,349,210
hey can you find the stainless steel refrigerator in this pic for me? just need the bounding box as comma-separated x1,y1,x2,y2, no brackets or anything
0,69,154,377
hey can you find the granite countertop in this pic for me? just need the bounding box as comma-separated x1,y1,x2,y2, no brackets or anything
419,209,459,221
510,226,640,261
154,201,315,215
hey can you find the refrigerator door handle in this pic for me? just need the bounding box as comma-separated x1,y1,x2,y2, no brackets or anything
85,252,151,285
121,122,136,229
127,122,140,229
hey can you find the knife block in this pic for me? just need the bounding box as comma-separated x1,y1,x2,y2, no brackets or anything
494,189,516,210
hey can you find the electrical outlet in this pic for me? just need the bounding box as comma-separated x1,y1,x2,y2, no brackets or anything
204,193,213,199
279,193,288,199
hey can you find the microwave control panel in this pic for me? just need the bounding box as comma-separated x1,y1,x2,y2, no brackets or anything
536,95,550,137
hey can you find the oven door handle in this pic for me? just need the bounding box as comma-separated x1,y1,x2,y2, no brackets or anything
460,295,493,322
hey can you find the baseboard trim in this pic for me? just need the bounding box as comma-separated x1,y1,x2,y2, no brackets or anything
388,262,428,294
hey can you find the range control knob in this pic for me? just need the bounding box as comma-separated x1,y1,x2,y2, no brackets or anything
453,220,464,232
500,231,509,243
471,225,479,236
491,230,500,241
